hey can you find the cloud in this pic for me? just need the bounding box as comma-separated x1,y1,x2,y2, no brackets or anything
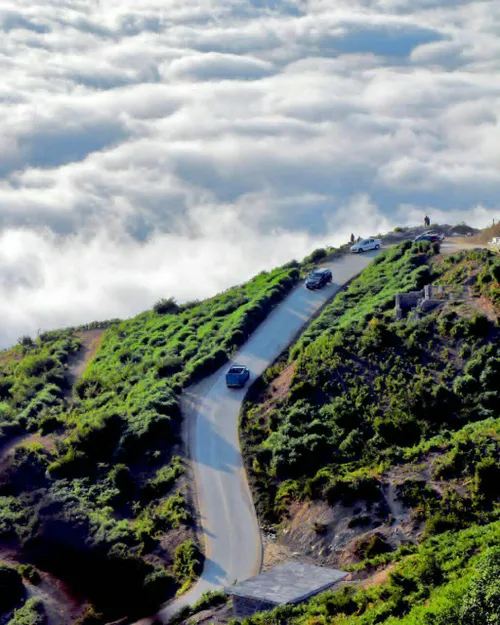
166,52,275,81
0,0,498,346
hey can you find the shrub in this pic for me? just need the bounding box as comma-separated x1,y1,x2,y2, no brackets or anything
153,298,180,315
17,335,34,348
453,375,479,397
155,355,183,377
0,563,24,611
460,546,500,625
72,607,105,625
424,513,462,537
16,564,41,585
304,248,328,264
313,521,328,535
473,458,500,499
142,569,176,610
468,314,492,338
143,457,183,499
354,532,392,559
173,540,202,583
7,598,45,625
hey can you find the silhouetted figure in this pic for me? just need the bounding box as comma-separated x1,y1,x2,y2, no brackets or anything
350,233,355,244
424,215,430,227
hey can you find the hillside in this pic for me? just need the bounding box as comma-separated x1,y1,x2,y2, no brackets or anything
0,263,300,623
0,235,498,625
238,242,500,624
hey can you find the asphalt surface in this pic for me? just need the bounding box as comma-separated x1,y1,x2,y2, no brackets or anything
159,249,380,621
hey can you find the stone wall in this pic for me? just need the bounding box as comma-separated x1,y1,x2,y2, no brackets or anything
232,595,278,619
395,291,423,319
395,285,470,319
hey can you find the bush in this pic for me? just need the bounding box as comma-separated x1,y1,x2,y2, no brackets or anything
7,598,45,625
155,355,183,377
72,607,105,625
460,547,500,625
424,513,462,537
16,564,41,585
153,298,180,315
142,569,176,610
354,532,392,559
0,564,24,611
173,540,202,583
304,248,328,264
468,314,492,338
473,458,500,499
453,375,479,397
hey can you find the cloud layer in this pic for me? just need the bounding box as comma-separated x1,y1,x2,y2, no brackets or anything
0,0,499,346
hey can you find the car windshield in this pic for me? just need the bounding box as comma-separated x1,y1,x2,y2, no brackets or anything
310,271,322,278
361,240,369,245
229,366,245,374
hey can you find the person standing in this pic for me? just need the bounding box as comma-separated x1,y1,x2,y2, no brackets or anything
424,215,430,227
350,233,355,244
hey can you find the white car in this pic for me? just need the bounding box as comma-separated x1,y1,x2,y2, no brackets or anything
488,237,500,251
351,238,381,253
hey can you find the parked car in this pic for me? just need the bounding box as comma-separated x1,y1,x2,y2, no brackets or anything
423,230,445,241
351,238,381,253
225,364,250,388
305,268,332,290
414,233,440,243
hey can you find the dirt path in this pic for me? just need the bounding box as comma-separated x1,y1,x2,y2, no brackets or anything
67,329,105,382
0,550,86,625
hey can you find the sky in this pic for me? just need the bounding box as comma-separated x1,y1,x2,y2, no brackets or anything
0,0,499,347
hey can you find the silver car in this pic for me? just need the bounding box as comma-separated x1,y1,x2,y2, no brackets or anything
351,238,381,253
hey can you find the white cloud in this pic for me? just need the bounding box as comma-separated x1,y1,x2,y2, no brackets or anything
0,0,499,346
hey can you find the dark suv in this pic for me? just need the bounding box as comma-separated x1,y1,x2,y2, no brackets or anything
414,233,440,243
305,268,332,290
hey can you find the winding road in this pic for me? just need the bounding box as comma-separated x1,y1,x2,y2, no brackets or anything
158,250,380,621
154,240,477,623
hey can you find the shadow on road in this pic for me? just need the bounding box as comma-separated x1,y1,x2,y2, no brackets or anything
202,558,228,585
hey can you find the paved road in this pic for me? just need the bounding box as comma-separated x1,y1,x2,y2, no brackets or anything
158,250,380,621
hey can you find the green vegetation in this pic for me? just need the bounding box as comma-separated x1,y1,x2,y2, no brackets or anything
0,329,81,447
240,243,500,624
0,262,300,620
0,563,24,612
168,590,228,625
7,598,45,625
16,563,41,584
232,522,500,625
292,240,436,356
173,540,202,589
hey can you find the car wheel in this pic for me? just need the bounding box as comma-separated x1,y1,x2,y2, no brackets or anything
359,247,364,253
375,244,380,250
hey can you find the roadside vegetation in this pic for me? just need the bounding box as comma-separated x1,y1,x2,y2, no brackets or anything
233,523,500,625
241,242,500,624
0,262,299,622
